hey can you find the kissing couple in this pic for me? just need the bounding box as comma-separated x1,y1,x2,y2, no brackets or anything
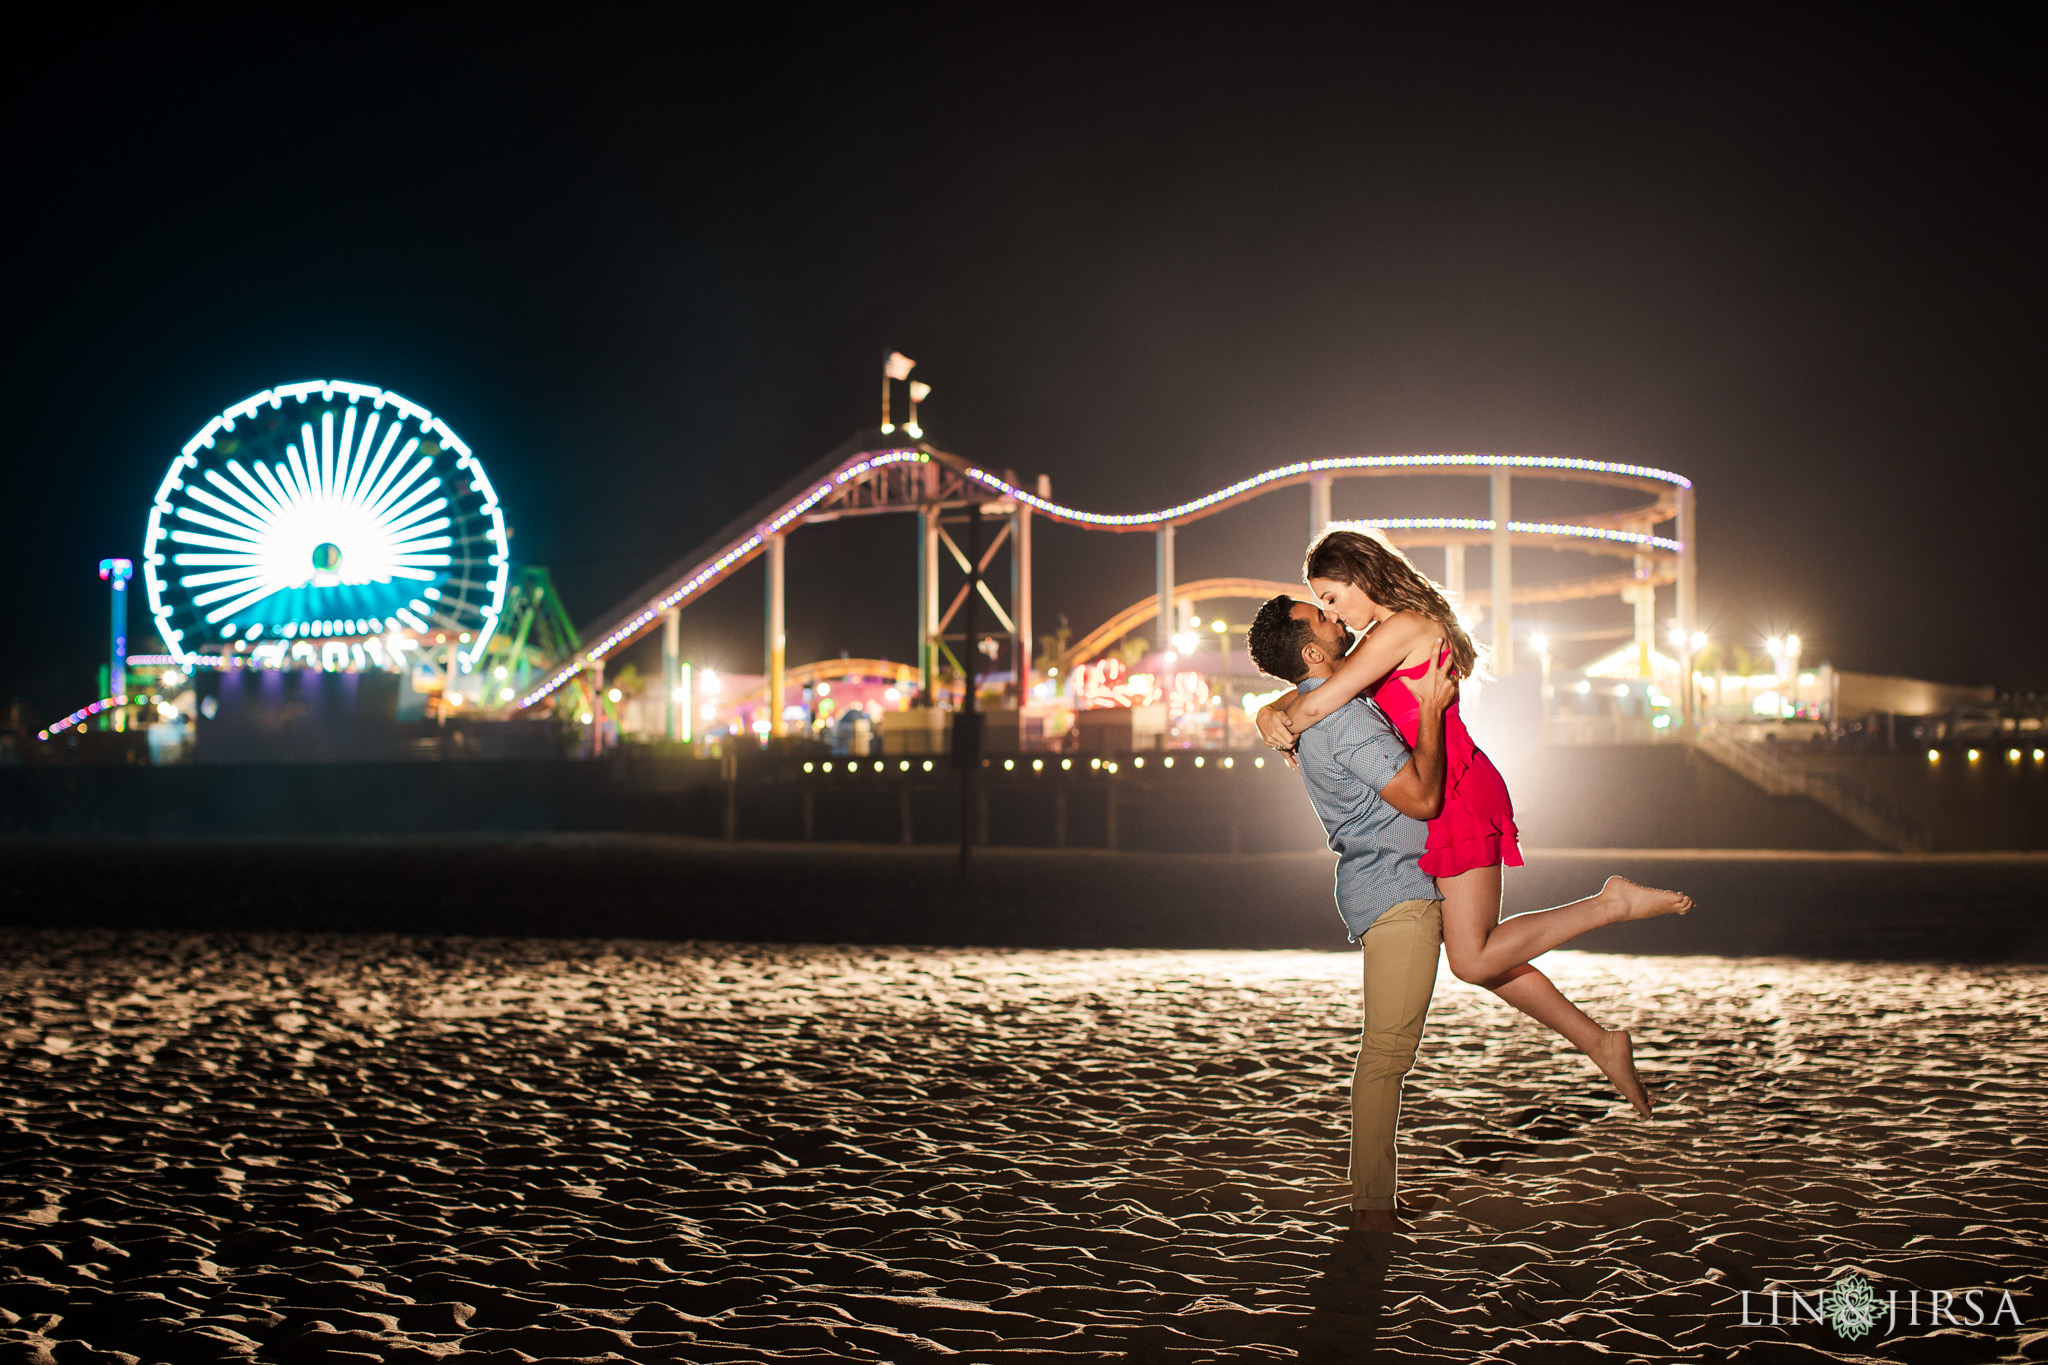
1244,525,1693,1233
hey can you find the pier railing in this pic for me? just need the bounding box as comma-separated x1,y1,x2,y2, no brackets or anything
1695,723,1932,853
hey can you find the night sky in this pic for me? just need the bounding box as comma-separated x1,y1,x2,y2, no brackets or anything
6,9,2041,723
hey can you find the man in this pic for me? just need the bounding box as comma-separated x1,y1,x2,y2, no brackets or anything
1245,594,1455,1235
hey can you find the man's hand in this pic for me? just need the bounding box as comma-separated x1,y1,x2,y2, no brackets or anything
1411,639,1457,716
1376,640,1454,821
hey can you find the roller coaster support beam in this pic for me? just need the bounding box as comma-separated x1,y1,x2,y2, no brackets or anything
1491,468,1514,674
662,607,680,741
1444,543,1465,603
1309,472,1332,545
918,507,938,701
589,658,605,756
1632,553,1657,676
1677,486,1697,651
766,532,787,737
1012,491,1034,702
1156,525,1177,650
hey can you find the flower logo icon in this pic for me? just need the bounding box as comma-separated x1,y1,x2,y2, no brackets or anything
1825,1273,1880,1341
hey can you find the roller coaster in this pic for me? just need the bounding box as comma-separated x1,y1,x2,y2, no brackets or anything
516,430,1694,737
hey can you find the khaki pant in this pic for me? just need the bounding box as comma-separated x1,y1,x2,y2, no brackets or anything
1350,897,1444,1210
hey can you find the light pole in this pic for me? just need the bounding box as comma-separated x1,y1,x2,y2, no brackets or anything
1212,618,1230,747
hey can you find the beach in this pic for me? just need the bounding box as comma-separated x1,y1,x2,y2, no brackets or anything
3,925,2044,1362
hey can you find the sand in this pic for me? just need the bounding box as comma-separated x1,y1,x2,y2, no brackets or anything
3,931,2045,1363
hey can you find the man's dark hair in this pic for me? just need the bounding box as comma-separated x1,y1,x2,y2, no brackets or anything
1247,594,1316,683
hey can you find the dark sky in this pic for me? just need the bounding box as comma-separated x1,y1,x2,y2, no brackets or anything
6,8,2041,721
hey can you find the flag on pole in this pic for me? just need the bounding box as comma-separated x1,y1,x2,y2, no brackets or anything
885,352,916,381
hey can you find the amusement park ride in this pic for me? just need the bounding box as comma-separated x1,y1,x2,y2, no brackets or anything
44,364,1702,752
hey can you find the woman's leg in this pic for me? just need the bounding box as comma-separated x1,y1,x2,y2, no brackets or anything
1437,867,1690,987
1438,866,1654,1117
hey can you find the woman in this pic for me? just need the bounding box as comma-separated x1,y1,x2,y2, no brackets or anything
1256,526,1693,1117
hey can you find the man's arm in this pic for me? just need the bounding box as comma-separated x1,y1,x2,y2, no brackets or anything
1377,642,1456,821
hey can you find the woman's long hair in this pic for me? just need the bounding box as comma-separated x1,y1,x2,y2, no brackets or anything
1304,524,1487,681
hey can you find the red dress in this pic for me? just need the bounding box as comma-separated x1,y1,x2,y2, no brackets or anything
1369,659,1523,877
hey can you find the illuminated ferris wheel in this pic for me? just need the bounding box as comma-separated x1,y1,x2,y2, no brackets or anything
142,380,510,671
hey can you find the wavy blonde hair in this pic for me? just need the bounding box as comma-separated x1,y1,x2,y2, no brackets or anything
1304,524,1488,681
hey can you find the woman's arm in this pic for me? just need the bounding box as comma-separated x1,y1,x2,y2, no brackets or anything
1253,612,1436,749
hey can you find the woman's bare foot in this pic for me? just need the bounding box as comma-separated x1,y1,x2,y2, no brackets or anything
1601,875,1693,922
1586,1028,1654,1118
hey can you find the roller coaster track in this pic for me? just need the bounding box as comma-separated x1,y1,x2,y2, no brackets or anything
518,436,1691,711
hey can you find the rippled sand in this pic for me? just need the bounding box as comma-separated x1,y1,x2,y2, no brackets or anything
3,933,2044,1362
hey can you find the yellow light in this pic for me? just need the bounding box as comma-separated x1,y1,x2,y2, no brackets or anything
2009,749,2022,762
1255,756,1265,768
1222,756,1234,768
1134,756,1146,768
1061,758,1072,770
1162,756,1173,768
1004,759,1015,770
803,762,814,773
922,759,933,772
823,761,833,772
816,682,831,696
1211,620,1226,632
1048,667,1059,677
1530,633,1549,654
1032,758,1043,771
578,711,593,724
607,688,622,703
1928,749,1939,762
1193,756,1204,767
1090,758,1101,769
1967,749,1980,761
2035,749,2045,761
900,760,910,771
1106,761,1118,773
499,687,514,702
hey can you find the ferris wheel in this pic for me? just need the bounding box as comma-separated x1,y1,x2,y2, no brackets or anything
141,380,510,672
